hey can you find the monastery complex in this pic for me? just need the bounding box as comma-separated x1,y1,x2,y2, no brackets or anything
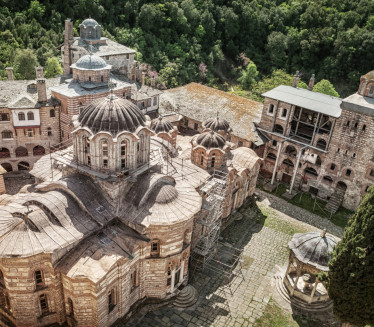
0,17,372,327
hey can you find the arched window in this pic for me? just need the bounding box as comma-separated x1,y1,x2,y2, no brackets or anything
0,148,10,158
362,124,366,132
27,111,34,120
108,289,116,313
137,135,144,164
33,146,45,156
68,298,74,317
101,139,108,156
18,161,30,171
274,124,283,134
268,104,274,114
345,169,352,177
305,167,318,177
285,145,297,158
49,109,55,118
200,152,204,165
1,131,12,139
120,140,127,169
35,270,44,288
83,135,90,153
316,139,327,150
330,163,336,171
282,159,294,167
211,153,216,167
15,147,28,157
18,112,25,121
316,156,322,166
39,294,49,315
47,127,52,136
266,153,277,161
323,176,333,185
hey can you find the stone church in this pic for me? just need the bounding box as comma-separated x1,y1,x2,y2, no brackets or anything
0,87,260,326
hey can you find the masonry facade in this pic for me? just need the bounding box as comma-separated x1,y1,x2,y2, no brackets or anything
258,72,374,212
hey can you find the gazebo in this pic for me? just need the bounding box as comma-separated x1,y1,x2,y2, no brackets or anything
283,230,337,304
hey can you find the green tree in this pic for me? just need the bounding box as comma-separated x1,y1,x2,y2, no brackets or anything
313,79,340,97
14,49,38,80
28,0,45,21
327,186,374,326
44,57,62,78
237,60,259,89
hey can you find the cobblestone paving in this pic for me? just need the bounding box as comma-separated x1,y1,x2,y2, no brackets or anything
122,191,342,327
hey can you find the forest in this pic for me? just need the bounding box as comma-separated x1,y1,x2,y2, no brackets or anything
0,0,374,97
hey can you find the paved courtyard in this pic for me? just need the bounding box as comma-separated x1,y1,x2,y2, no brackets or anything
119,190,343,327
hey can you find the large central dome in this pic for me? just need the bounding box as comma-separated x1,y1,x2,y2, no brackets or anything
78,94,146,135
71,54,110,71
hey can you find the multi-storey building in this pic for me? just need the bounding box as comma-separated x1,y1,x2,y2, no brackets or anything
258,72,374,211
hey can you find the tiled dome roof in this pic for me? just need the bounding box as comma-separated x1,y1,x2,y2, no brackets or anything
288,230,337,271
203,116,231,133
196,131,226,149
78,94,146,135
151,116,174,134
72,54,110,70
81,18,99,27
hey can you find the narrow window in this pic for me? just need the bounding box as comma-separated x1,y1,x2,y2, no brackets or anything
346,120,350,127
354,122,358,129
68,298,74,317
370,169,374,177
272,140,277,146
151,240,160,257
337,148,340,153
211,153,216,168
39,294,49,315
49,109,55,118
167,266,172,286
130,269,137,290
194,123,198,130
330,163,336,170
27,129,33,137
346,169,352,177
281,108,287,118
27,112,34,120
362,124,366,131
0,271,4,287
184,120,188,127
103,159,108,168
18,112,25,121
101,76,104,82
352,153,356,158
108,289,116,312
35,270,44,288
200,153,204,165
369,85,374,96
102,140,108,156
47,127,52,136
87,156,91,166
88,76,91,82
268,104,274,114
153,97,157,106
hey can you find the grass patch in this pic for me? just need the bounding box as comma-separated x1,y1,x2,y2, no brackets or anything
254,299,315,327
264,183,352,229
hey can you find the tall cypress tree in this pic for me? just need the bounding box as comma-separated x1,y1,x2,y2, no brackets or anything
327,186,374,326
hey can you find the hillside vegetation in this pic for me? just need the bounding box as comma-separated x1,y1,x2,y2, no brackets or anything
1,0,373,96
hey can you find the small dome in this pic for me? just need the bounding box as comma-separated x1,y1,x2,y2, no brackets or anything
78,94,146,135
203,116,231,133
196,131,226,149
81,18,99,27
151,116,174,134
154,184,179,204
72,54,110,70
288,230,337,271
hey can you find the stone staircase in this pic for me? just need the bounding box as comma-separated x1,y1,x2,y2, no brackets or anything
325,189,345,214
273,274,333,312
173,285,198,308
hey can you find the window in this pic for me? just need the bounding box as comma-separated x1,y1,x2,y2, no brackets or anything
345,169,352,177
238,141,243,147
27,129,33,137
87,156,91,166
352,153,356,158
121,141,127,156
281,108,287,118
151,241,159,256
131,269,138,290
354,122,358,129
88,76,91,82
194,123,198,130
184,119,188,127
346,120,350,127
167,266,172,286
103,159,108,168
39,294,49,315
0,113,10,121
47,127,52,136
101,76,104,82
0,271,4,287
337,148,340,153
268,104,274,114
369,85,374,96
102,140,108,156
316,139,327,150
108,289,116,313
49,109,55,118
266,153,277,161
200,152,204,165
35,270,44,288
18,112,25,121
153,97,157,106
1,130,12,139
362,124,366,131
370,169,374,177
272,140,277,146
330,163,336,170
27,112,34,120
211,153,216,168
274,124,283,134
68,298,74,317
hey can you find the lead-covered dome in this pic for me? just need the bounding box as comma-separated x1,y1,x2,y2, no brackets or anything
78,94,146,135
71,54,110,71
151,116,174,134
288,230,337,271
81,18,99,27
203,116,231,133
196,131,226,149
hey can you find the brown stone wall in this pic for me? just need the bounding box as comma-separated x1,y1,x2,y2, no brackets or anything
0,175,5,194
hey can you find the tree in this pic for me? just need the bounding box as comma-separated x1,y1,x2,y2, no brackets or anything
313,79,340,97
13,49,38,80
327,186,374,326
237,60,259,89
44,57,62,78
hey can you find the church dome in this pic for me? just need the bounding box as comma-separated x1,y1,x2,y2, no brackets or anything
288,230,337,271
81,18,99,27
196,131,226,149
151,116,174,134
72,54,110,70
203,116,231,133
78,94,146,135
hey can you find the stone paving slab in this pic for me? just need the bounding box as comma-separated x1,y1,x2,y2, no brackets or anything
121,191,342,327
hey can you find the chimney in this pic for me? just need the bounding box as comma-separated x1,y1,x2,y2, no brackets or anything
151,76,155,88
6,67,14,81
35,66,44,79
142,72,145,86
292,70,299,87
63,19,74,76
308,74,315,91
37,78,47,103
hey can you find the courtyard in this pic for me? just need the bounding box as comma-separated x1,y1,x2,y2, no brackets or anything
119,189,343,327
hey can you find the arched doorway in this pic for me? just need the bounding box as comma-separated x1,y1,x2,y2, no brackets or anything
1,163,12,172
18,161,30,171
336,181,347,192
